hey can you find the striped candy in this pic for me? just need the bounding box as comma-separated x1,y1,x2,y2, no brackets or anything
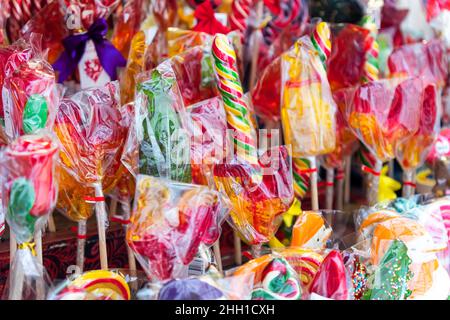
311,22,331,69
292,157,313,198
358,144,376,169
360,15,379,83
212,34,258,164
229,0,253,34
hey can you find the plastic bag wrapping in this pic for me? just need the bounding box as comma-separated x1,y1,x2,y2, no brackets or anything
185,97,228,185
280,35,336,157
337,78,424,162
0,133,59,300
357,205,450,299
1,34,63,142
137,273,254,300
59,0,120,30
0,3,8,45
167,28,213,57
123,62,191,182
290,210,332,249
110,0,147,58
54,81,127,186
395,84,441,171
151,0,178,31
327,24,372,91
127,175,229,281
48,270,131,300
387,40,448,88
213,146,294,245
233,254,302,300
19,1,68,64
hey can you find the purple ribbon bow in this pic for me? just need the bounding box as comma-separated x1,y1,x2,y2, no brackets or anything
53,18,126,83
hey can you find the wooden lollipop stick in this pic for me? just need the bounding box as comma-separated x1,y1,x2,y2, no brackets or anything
325,168,334,210
402,169,416,198
34,229,45,300
10,232,16,265
213,241,223,273
233,231,242,265
308,156,319,211
344,155,352,204
94,183,108,270
121,199,137,291
47,213,56,232
76,219,87,272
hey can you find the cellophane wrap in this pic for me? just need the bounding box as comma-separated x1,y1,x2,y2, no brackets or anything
233,253,303,300
1,34,63,142
48,270,131,300
0,133,59,300
337,78,424,162
355,198,450,300
127,175,229,281
280,36,336,157
395,84,441,171
213,146,294,245
137,273,254,300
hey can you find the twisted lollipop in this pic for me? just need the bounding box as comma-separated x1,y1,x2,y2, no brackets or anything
212,33,258,164
360,15,380,83
229,0,253,34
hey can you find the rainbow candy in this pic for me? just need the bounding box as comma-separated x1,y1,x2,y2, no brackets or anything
292,157,313,199
212,34,258,164
311,22,331,68
360,15,379,83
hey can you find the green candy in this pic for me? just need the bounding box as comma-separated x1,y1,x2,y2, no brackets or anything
22,94,48,134
137,70,191,182
7,178,37,243
362,239,413,300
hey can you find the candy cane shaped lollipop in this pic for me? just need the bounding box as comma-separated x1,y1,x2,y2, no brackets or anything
229,0,253,34
212,33,258,165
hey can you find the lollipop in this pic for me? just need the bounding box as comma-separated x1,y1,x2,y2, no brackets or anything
213,146,294,246
54,81,127,270
1,35,61,142
234,255,302,300
1,134,58,300
50,270,131,300
309,250,349,300
281,22,336,209
396,85,440,197
290,210,332,249
341,78,423,205
127,175,228,281
211,33,258,164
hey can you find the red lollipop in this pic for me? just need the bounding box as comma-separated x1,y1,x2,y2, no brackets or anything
310,250,349,300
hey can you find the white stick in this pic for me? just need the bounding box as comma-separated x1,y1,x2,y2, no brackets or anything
76,220,87,272
213,241,223,273
344,155,351,204
10,232,16,265
34,229,45,300
233,231,242,265
367,159,383,206
325,168,334,210
388,159,395,178
47,213,56,232
94,183,108,270
121,199,137,291
308,156,319,211
402,169,415,198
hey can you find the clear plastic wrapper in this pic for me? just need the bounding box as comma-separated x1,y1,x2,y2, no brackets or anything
337,78,424,162
213,146,294,245
309,250,350,300
137,273,254,300
48,270,131,300
185,96,227,185
127,175,229,281
357,206,450,299
387,40,448,88
290,210,332,249
0,133,59,300
1,34,63,142
396,84,441,171
60,0,120,30
0,2,8,45
125,62,191,182
280,34,336,157
54,81,127,186
327,23,372,91
167,27,212,57
234,254,302,300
